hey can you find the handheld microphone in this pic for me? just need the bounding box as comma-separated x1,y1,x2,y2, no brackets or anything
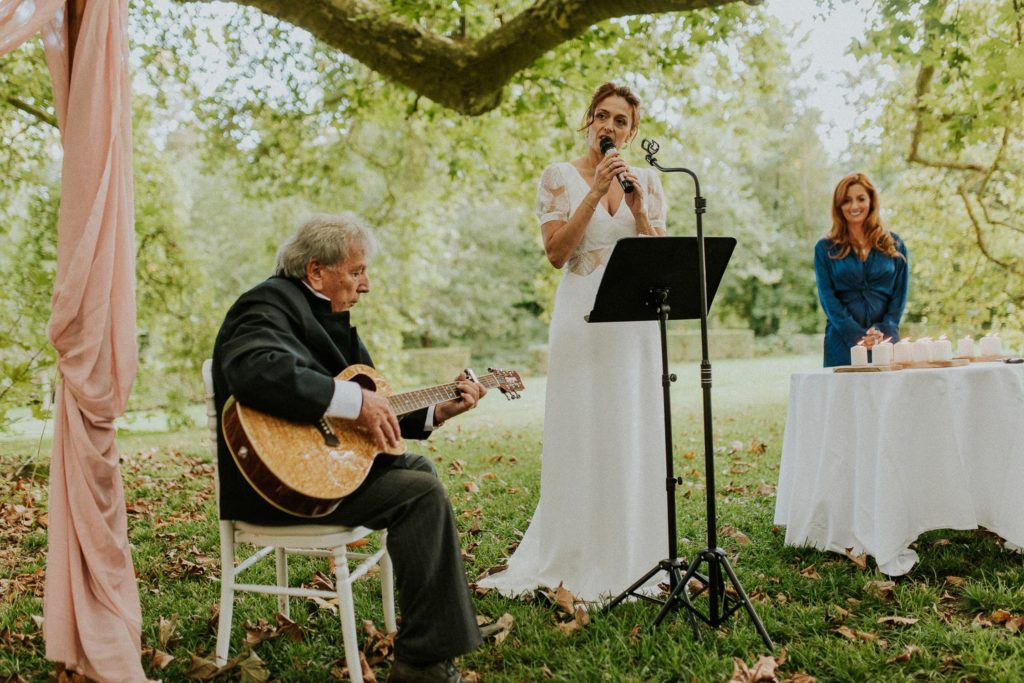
599,137,634,193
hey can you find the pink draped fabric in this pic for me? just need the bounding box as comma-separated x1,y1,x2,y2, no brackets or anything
1,1,145,681
0,0,63,52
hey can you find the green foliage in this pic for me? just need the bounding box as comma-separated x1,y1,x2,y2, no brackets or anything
1,0,836,426
850,0,1024,338
0,42,61,431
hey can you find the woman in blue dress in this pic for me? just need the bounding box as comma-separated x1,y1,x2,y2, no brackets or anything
814,173,909,367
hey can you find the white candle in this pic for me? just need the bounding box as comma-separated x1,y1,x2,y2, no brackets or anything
912,337,932,363
872,341,893,366
894,339,914,364
931,337,953,361
850,344,868,366
980,334,1002,357
957,335,975,358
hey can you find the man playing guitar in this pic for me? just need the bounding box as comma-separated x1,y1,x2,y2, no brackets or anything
212,213,484,683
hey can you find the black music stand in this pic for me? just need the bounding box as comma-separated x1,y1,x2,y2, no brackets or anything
592,236,772,649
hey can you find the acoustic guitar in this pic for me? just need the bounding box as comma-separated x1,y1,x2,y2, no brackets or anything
222,364,525,518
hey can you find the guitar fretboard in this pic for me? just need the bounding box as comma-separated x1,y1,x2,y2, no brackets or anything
389,374,504,416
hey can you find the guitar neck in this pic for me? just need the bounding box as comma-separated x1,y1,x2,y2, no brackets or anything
388,373,502,416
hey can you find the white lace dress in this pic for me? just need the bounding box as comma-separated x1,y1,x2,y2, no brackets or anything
479,162,670,602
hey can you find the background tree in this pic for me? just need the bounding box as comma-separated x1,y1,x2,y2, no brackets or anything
1,0,840,430
173,0,765,115
852,0,1024,339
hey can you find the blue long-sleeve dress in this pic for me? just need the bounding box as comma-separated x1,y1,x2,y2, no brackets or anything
814,234,909,367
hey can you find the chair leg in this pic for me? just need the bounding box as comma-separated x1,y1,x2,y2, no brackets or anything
215,522,237,666
335,547,363,683
275,546,289,618
380,532,397,633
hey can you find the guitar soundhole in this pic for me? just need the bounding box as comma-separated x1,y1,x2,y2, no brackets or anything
351,374,377,391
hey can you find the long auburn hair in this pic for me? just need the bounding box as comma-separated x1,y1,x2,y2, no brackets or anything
827,173,903,260
578,81,641,142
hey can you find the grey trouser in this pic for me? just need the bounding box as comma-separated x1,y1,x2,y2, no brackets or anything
324,453,482,664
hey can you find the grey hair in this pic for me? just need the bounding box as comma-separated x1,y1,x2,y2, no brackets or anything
274,213,379,278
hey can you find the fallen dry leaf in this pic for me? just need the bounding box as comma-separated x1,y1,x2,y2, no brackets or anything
720,525,752,545
728,654,778,682
361,619,395,663
843,548,868,571
945,576,965,587
236,648,271,683
275,613,304,642
835,626,878,642
887,644,923,663
863,580,896,600
555,620,580,635
242,619,274,647
547,583,578,616
799,565,821,580
990,609,1014,624
186,653,222,680
157,615,177,649
877,615,918,627
835,626,858,641
827,605,851,622
480,612,514,644
973,613,994,628
142,646,175,670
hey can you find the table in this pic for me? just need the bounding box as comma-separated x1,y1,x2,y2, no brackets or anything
773,362,1024,575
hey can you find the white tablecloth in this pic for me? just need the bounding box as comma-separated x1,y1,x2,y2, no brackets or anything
774,362,1024,575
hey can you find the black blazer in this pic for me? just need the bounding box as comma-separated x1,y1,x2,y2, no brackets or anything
212,276,429,522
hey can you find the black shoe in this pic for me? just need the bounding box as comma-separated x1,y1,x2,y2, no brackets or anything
386,659,468,683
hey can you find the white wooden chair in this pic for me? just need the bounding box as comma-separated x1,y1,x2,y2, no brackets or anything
202,359,396,682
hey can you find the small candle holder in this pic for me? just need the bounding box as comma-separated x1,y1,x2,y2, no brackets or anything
850,343,869,366
894,338,914,365
957,335,975,358
931,336,953,362
979,333,1002,358
872,340,893,367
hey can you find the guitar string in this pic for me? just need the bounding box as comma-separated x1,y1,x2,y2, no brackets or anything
387,374,510,416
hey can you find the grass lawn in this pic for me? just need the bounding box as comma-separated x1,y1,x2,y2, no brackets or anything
2,354,1024,682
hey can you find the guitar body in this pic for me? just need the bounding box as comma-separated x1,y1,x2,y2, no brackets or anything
222,364,405,518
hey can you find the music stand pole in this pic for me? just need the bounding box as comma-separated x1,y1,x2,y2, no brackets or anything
604,285,701,639
640,139,773,649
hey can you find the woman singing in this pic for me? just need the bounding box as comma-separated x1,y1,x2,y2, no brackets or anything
814,172,909,367
479,82,668,601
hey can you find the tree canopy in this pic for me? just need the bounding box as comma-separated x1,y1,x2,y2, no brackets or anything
3,0,1023,432
176,0,763,115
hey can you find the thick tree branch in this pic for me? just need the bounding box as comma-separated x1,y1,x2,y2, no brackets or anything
5,96,57,128
177,0,760,115
906,64,987,172
958,186,1024,278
